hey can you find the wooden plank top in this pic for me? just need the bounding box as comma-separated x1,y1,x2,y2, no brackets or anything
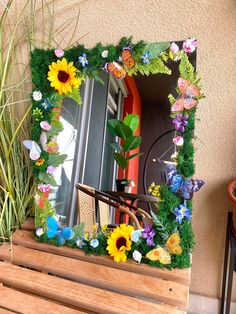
0,243,188,309
13,229,191,286
0,284,81,313
0,262,186,314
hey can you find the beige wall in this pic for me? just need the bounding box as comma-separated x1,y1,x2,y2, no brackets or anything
3,0,236,300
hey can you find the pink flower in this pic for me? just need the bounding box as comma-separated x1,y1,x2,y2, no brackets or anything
54,49,64,58
173,136,184,146
182,38,198,53
170,42,179,54
46,165,57,174
38,183,51,193
40,121,52,131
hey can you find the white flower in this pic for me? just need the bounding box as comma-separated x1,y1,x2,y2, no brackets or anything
131,230,142,243
36,227,44,237
132,250,142,263
32,90,42,101
170,42,179,54
173,136,184,146
101,50,109,58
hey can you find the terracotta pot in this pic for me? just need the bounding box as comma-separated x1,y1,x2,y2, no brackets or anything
227,180,236,234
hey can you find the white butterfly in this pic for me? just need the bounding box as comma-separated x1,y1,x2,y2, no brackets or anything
23,140,42,160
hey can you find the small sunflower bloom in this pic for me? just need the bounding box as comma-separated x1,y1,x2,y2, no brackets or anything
47,58,81,95
106,224,134,262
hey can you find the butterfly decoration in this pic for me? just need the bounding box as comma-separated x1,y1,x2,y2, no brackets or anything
104,45,136,79
171,78,200,112
166,164,205,200
46,216,74,245
146,233,182,265
23,140,42,160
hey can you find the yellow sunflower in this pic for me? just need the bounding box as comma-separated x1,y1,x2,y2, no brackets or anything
47,58,81,95
106,224,134,262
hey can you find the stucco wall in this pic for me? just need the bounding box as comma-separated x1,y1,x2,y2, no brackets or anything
3,0,236,300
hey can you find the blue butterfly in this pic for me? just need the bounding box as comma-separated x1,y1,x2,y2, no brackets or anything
166,164,205,200
46,216,74,245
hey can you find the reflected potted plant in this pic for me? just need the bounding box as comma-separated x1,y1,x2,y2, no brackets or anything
227,180,236,234
107,114,143,192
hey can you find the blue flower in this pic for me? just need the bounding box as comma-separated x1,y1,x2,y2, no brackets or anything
174,201,192,224
41,98,50,110
78,53,88,67
76,237,86,248
141,51,151,64
131,229,142,243
90,238,99,248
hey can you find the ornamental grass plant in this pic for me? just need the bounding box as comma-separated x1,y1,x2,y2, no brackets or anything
0,0,81,241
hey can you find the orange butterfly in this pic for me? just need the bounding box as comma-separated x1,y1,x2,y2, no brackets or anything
146,233,182,265
121,46,136,69
105,46,135,79
171,78,200,112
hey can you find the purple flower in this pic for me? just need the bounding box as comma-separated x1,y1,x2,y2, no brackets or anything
142,224,156,246
173,113,189,133
78,53,88,67
170,42,179,54
174,201,192,224
46,165,57,174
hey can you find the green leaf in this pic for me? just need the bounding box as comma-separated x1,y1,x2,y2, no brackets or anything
143,42,170,59
123,136,141,151
48,120,63,137
151,211,169,241
123,114,139,133
168,94,176,105
114,153,128,169
108,142,123,152
179,53,194,82
115,122,133,140
72,223,85,239
107,119,121,136
126,152,144,160
48,154,67,166
39,173,57,186
68,88,82,105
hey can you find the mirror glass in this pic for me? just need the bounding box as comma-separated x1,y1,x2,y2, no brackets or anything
50,42,196,224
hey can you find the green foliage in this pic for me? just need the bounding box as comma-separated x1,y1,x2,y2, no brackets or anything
127,58,171,76
107,114,142,176
143,42,170,59
38,173,57,186
48,153,67,166
179,53,194,82
72,223,85,240
48,120,63,138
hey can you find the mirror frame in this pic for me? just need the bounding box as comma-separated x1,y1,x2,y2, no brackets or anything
28,37,205,268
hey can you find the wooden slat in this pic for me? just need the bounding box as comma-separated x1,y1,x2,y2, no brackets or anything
21,217,34,231
0,285,81,314
13,229,190,285
0,243,188,309
0,262,186,314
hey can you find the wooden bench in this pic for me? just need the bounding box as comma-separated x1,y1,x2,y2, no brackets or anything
0,218,191,313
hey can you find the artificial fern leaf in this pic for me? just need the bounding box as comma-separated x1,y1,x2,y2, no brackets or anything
151,211,169,241
168,94,176,105
179,53,194,82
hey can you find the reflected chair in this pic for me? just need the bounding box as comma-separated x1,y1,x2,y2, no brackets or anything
75,183,152,232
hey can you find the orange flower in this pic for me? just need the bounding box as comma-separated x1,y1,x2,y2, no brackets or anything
35,159,45,166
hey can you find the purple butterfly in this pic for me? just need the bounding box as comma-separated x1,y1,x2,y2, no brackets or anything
166,164,205,200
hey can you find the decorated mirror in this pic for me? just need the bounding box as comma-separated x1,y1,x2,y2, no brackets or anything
27,37,205,267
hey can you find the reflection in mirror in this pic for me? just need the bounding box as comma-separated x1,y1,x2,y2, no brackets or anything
51,45,196,223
